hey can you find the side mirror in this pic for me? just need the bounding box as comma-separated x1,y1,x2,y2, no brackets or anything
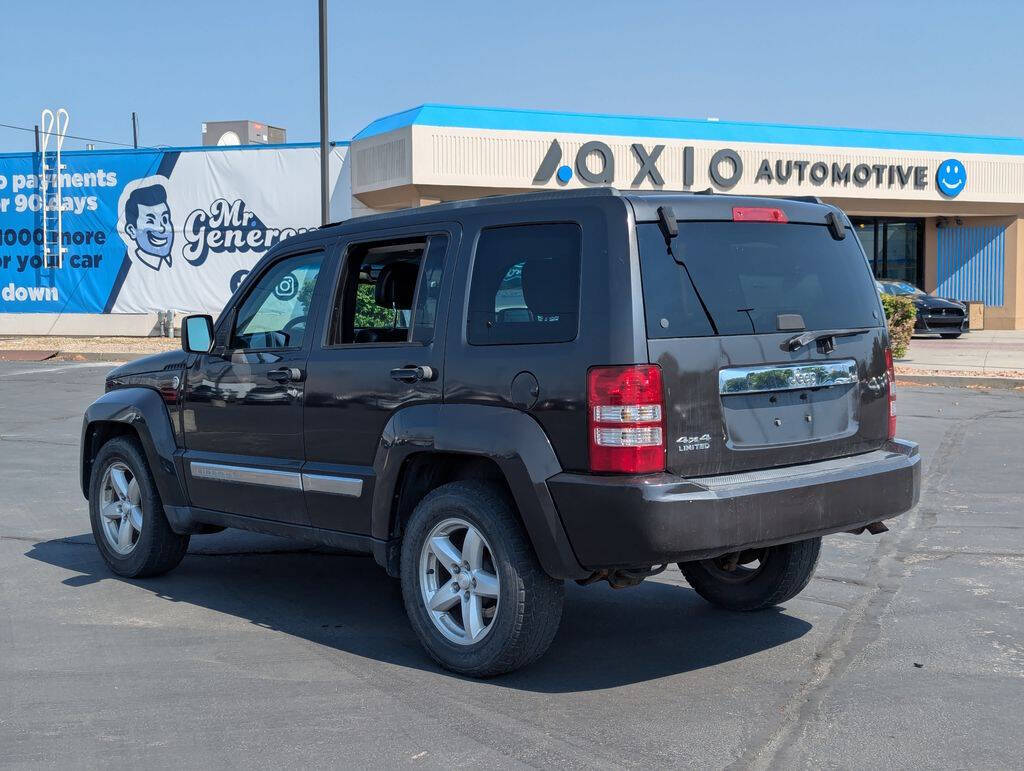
182,314,215,354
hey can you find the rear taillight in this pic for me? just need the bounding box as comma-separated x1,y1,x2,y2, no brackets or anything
588,365,666,473
732,206,788,223
885,347,897,439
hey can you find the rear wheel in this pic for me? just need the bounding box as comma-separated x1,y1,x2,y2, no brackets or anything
400,481,564,677
940,333,962,339
678,537,821,611
88,437,190,578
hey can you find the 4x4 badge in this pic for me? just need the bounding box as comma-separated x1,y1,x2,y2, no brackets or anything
676,434,712,452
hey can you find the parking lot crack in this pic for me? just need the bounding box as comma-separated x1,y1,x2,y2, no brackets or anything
732,406,975,770
0,434,78,447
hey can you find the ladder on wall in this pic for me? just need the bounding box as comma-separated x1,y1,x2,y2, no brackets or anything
39,108,69,275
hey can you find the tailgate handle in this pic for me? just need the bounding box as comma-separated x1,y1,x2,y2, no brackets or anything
719,360,858,395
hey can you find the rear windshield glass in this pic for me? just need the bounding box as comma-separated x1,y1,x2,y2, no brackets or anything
637,222,882,338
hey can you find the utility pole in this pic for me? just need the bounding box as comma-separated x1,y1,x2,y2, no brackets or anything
318,0,330,225
131,112,139,149
34,124,40,153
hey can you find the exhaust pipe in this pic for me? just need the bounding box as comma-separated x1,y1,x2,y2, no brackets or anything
577,564,668,589
847,521,890,536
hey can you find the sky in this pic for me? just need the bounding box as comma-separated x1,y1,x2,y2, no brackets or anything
2,0,1024,153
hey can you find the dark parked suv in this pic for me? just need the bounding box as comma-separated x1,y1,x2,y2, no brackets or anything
81,189,920,676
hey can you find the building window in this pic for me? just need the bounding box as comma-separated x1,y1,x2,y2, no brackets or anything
852,218,924,288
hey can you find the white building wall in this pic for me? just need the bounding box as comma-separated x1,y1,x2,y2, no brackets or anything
350,125,1024,205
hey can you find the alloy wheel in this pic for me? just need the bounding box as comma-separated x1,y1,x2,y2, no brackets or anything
98,461,143,555
419,517,500,645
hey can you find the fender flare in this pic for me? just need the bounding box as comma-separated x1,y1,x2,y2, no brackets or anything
371,404,587,580
80,387,187,508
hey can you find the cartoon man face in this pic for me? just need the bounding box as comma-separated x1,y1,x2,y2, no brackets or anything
124,184,174,270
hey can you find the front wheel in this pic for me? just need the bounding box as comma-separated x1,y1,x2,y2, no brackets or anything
88,437,190,578
678,537,821,611
400,481,564,677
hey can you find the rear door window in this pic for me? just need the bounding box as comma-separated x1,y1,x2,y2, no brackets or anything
326,234,449,346
637,222,881,338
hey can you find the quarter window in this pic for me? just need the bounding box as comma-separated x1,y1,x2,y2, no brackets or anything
467,223,581,345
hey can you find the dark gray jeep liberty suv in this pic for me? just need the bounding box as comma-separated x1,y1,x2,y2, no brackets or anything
81,188,920,676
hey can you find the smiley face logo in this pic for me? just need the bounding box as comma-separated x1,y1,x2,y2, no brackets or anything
936,159,966,198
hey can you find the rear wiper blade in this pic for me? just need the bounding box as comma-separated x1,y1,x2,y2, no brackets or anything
783,327,873,352
659,205,720,335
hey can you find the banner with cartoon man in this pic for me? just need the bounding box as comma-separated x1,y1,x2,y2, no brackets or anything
0,144,349,315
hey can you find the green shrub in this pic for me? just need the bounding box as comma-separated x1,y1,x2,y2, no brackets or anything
354,283,396,328
881,294,916,359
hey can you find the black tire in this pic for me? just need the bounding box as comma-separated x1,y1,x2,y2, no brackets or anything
940,333,962,339
88,436,190,578
400,481,564,677
678,537,821,611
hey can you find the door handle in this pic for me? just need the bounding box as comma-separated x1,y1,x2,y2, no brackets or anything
267,367,304,383
390,365,436,383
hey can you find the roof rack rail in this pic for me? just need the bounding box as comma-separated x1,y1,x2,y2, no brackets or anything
321,186,624,229
641,189,822,203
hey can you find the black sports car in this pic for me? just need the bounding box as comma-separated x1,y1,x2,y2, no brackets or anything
877,279,969,338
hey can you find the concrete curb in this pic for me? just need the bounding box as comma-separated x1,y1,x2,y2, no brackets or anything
0,350,59,362
0,350,145,363
50,351,149,362
897,373,1024,390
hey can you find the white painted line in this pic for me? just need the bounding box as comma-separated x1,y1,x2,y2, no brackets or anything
0,362,121,378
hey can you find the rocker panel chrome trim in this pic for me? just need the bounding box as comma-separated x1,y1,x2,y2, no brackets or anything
188,462,362,497
189,462,302,489
301,473,363,498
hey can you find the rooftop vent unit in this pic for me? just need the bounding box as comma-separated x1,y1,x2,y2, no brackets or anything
201,120,286,146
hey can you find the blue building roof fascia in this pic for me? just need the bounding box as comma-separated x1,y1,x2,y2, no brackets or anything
353,103,1024,156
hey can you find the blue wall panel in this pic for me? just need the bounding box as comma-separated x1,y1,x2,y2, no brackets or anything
936,225,1005,306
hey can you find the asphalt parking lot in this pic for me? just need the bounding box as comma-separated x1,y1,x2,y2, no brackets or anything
1,362,1022,768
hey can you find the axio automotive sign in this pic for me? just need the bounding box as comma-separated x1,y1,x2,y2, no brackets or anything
0,144,349,314
533,139,966,198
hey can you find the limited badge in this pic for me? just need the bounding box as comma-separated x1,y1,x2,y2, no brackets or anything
676,434,711,452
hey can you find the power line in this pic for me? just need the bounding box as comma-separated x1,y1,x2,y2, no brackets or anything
0,120,138,148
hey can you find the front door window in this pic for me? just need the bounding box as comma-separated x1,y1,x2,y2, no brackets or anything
232,253,323,350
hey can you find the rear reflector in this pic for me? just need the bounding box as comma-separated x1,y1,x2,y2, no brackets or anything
885,347,897,439
732,206,788,223
588,365,666,473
